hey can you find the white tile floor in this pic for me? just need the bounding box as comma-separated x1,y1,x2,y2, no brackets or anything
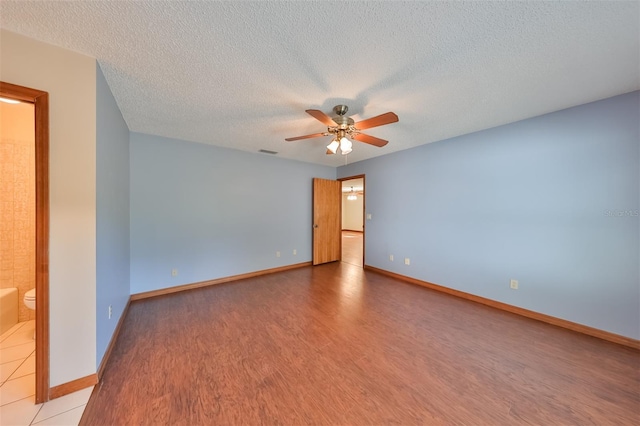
0,321,93,425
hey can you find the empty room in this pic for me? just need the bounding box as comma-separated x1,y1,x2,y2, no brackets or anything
0,1,638,425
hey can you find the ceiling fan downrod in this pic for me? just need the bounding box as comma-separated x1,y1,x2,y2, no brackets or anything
333,105,349,116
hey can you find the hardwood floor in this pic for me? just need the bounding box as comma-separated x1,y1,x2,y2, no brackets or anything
81,263,639,425
341,230,363,267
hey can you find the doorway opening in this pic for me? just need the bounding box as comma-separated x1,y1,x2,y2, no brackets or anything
0,82,50,403
339,175,365,267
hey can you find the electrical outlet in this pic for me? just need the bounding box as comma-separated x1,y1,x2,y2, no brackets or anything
276,251,281,258
293,249,297,256
389,254,394,261
108,305,112,319
366,213,372,220
404,258,410,265
510,279,519,290
171,268,178,277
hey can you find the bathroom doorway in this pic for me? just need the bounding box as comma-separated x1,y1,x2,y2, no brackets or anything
0,82,50,403
339,175,365,267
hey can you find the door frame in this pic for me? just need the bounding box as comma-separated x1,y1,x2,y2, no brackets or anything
338,174,366,267
1,81,50,403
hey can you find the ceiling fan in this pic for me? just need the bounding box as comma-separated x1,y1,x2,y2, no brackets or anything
285,105,399,155
344,186,364,200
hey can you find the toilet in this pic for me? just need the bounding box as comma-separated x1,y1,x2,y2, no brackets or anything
24,288,36,311
24,289,36,339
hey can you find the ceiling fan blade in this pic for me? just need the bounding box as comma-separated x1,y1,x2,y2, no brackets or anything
285,132,327,141
326,149,335,155
355,112,399,130
306,109,337,126
352,132,388,147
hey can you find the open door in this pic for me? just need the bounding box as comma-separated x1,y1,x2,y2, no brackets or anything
312,178,341,265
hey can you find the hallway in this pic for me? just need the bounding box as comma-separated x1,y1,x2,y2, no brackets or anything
341,231,363,267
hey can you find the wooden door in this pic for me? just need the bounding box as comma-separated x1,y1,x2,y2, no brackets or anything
313,178,341,265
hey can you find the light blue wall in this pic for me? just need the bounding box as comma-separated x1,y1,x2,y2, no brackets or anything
96,65,130,367
130,133,335,294
338,91,639,339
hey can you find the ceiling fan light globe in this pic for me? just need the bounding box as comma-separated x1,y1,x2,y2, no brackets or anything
340,137,352,155
326,140,339,154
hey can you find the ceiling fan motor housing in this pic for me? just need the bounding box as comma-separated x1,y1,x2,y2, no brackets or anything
331,105,355,130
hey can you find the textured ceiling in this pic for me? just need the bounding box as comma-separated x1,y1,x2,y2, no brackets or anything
1,1,638,167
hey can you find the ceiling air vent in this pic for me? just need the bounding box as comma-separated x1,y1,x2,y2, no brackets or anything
259,149,278,155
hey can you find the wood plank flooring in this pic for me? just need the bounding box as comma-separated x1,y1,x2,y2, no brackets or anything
341,230,363,267
81,263,639,425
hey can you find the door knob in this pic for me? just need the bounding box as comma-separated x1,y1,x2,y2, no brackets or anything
313,224,318,229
